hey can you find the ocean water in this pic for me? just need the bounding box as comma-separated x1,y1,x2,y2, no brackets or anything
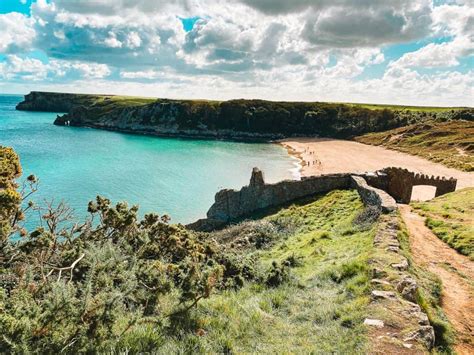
0,94,299,225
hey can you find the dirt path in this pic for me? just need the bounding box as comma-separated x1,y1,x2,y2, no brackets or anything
278,138,474,200
399,205,474,354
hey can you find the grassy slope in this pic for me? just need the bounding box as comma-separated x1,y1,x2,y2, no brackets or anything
53,92,466,112
412,188,474,259
122,190,374,353
355,120,474,171
344,102,467,112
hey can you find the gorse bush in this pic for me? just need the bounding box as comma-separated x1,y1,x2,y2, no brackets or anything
0,147,304,353
0,147,386,353
0,194,227,353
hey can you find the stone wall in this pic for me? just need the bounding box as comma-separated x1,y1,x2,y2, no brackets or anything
364,167,457,204
366,213,435,352
189,168,396,231
188,166,456,231
350,175,397,213
207,168,352,223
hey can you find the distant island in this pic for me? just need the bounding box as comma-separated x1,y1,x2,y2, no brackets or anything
16,91,473,142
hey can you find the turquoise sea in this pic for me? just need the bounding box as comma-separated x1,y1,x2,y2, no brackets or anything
0,94,299,225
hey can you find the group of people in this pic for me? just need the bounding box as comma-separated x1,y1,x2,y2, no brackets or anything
303,147,321,167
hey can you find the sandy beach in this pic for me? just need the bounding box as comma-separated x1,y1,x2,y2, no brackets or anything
279,137,474,200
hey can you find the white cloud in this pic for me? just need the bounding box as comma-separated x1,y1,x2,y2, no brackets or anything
0,12,36,53
69,62,111,78
390,37,472,69
104,32,123,48
0,0,472,106
0,55,48,81
120,70,163,79
125,32,142,49
0,55,111,81
389,4,473,70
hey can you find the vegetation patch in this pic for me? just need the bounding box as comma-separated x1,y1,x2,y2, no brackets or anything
412,188,474,259
356,120,474,171
396,217,455,351
182,190,374,353
1,146,377,354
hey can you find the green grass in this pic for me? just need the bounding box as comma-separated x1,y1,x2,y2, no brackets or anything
344,103,466,112
412,188,474,259
356,120,474,171
127,190,374,353
396,217,455,352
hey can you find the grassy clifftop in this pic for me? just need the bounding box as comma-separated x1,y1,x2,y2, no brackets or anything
356,120,474,171
412,188,474,259
17,91,473,140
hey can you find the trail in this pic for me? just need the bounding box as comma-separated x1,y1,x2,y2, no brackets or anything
399,205,474,354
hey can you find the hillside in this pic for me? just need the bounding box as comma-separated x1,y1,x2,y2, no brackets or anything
16,92,473,141
0,146,452,353
356,120,474,172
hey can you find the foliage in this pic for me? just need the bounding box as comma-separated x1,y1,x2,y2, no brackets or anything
0,194,227,353
160,190,374,353
0,146,23,243
412,188,474,259
356,120,474,171
1,147,377,353
40,91,474,139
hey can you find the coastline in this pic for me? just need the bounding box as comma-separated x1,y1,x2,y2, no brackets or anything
277,137,474,199
276,141,304,179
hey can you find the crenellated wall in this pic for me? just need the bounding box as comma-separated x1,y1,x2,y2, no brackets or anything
371,167,457,204
188,166,457,231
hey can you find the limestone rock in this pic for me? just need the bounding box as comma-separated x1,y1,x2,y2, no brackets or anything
396,276,418,302
372,268,388,279
371,278,391,286
404,326,435,349
364,318,384,328
391,257,409,271
371,290,397,300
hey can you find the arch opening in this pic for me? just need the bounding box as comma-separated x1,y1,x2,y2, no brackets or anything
410,185,437,202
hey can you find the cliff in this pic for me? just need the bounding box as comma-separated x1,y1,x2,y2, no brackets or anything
17,91,474,140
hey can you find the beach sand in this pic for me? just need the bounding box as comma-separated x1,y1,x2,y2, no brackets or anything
279,137,474,201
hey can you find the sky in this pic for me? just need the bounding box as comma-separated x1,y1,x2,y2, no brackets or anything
0,0,472,106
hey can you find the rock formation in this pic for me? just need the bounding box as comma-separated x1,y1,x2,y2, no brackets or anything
16,91,474,141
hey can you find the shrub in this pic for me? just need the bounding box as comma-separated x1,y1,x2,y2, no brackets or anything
265,261,293,287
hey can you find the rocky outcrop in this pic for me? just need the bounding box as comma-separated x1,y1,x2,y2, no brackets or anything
16,92,473,141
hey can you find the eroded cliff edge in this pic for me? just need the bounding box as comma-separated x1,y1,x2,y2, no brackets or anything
17,91,473,141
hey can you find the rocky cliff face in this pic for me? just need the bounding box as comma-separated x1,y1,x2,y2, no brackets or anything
16,91,474,141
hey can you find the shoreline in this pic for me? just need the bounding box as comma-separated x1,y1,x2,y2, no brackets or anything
277,137,474,200
276,141,304,179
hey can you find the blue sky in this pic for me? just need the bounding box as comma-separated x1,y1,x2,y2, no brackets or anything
0,0,472,106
